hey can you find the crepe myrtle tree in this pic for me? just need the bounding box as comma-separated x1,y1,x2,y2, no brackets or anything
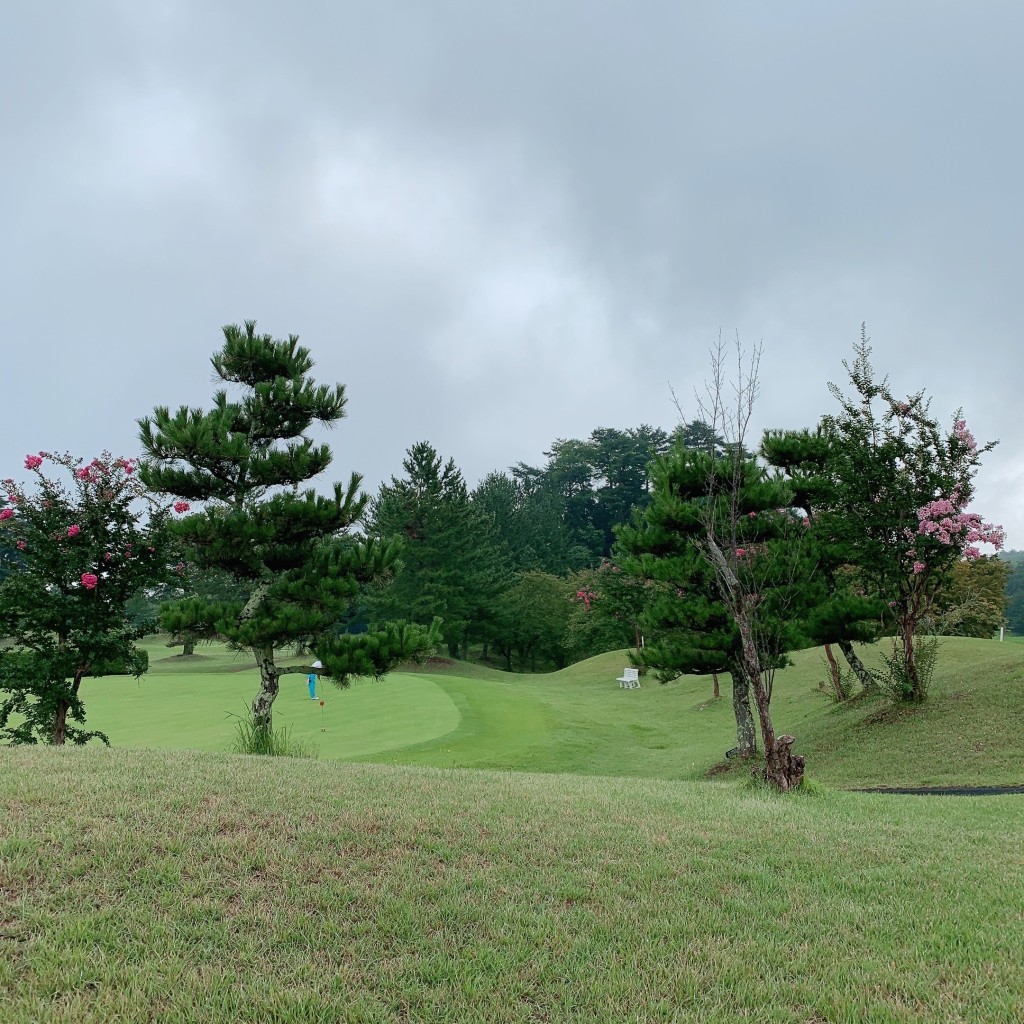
819,336,1004,702
0,452,173,745
138,321,437,735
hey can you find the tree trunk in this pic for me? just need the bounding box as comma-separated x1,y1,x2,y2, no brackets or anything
713,671,720,698
730,668,757,757
52,672,84,747
251,645,280,733
837,639,878,694
902,625,925,703
823,643,848,701
737,610,803,790
182,636,196,657
52,701,70,746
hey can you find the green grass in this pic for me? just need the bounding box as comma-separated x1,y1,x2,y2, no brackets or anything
82,635,1024,789
3,748,1023,1022
4,639,1024,1019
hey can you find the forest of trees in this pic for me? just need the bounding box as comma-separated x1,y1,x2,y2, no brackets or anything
0,325,1012,787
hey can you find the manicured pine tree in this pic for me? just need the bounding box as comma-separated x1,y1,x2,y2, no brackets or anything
618,445,813,784
138,321,436,734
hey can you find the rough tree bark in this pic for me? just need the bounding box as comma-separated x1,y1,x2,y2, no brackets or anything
252,645,280,733
823,643,848,702
837,639,877,694
730,668,757,756
52,671,84,747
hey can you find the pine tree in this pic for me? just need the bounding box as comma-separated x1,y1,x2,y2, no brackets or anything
138,321,436,734
617,446,811,772
761,426,885,698
366,442,505,658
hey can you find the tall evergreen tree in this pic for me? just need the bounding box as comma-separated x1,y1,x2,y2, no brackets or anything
366,442,504,657
138,321,435,734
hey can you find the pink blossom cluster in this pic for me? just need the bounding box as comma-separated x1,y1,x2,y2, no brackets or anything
916,498,1004,555
575,588,596,611
952,419,977,453
735,548,748,559
80,573,98,590
173,501,190,514
0,507,13,522
24,454,43,470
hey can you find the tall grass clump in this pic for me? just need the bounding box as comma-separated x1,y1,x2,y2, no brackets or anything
228,712,316,758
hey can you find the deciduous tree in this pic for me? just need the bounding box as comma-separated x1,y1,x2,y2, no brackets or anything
0,452,171,745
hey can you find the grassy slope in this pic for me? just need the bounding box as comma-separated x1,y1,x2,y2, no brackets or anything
83,636,1024,788
3,748,1023,1023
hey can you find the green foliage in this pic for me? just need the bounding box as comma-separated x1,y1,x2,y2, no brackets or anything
512,424,675,561
618,445,809,682
0,452,171,745
816,333,1002,702
564,560,656,662
878,632,941,703
366,442,504,657
490,571,573,671
930,556,1011,637
618,441,814,769
1003,557,1024,635
139,321,436,729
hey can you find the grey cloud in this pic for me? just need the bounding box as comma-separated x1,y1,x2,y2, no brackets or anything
2,0,1021,543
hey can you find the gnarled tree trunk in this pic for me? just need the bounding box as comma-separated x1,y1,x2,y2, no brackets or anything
251,645,280,733
730,667,757,757
838,640,877,694
823,643,848,701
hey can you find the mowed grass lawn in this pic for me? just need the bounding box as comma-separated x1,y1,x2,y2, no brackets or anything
82,635,1024,789
3,749,1024,1023
3,638,1024,1021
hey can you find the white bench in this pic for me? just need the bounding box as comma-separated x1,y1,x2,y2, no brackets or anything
617,667,640,689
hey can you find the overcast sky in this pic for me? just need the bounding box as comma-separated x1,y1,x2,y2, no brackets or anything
3,1,1021,546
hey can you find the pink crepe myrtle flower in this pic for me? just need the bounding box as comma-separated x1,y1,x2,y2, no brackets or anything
912,561,926,575
0,508,13,521
735,548,748,558
173,501,190,514
76,468,92,480
24,454,43,470
16,540,27,551
80,573,99,590
67,524,80,537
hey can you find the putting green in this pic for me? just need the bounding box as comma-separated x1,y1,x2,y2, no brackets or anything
83,656,462,759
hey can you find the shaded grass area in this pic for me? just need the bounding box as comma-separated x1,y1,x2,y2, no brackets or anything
79,636,1024,789
3,748,1023,1023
